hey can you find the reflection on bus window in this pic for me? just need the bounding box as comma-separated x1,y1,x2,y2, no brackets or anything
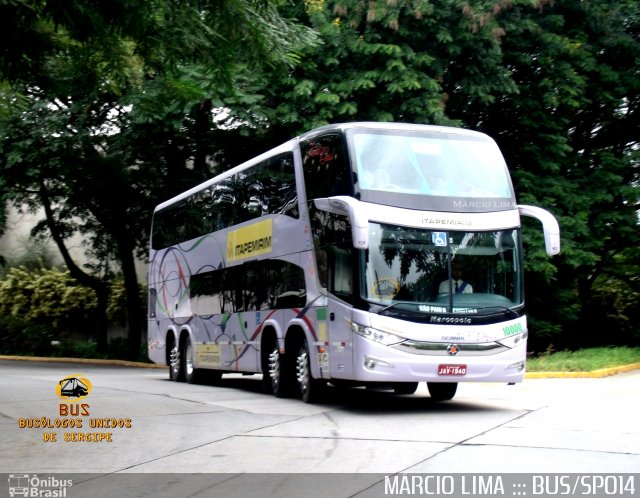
352,130,512,198
362,223,522,310
190,260,306,315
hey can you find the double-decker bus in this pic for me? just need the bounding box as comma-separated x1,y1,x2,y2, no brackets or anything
148,122,560,402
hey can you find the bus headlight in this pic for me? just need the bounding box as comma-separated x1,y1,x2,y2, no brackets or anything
497,330,528,349
351,322,405,346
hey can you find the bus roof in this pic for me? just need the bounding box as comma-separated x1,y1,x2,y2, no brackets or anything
153,122,488,213
153,139,296,213
298,121,487,141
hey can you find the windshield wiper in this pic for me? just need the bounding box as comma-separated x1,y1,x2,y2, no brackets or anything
475,305,520,318
378,302,403,314
377,302,425,317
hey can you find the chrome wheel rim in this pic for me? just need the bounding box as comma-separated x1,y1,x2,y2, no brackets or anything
185,343,194,377
268,347,280,390
296,347,310,395
169,346,180,377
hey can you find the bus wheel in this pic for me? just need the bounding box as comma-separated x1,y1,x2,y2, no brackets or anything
427,382,458,401
169,343,182,382
261,345,274,394
266,343,289,397
183,337,200,384
394,382,419,395
296,338,325,403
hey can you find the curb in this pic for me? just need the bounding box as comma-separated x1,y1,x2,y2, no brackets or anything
0,355,165,369
525,362,640,379
2,355,639,378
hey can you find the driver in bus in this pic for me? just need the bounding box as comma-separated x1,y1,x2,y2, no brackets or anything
439,264,473,294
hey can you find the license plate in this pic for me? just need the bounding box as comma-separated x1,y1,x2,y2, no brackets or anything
438,364,467,376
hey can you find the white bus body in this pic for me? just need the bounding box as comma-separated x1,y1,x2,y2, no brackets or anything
148,122,559,402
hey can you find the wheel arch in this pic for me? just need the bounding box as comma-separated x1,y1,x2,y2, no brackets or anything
284,324,306,351
259,321,281,372
284,321,322,379
166,326,195,367
178,326,194,363
178,327,192,346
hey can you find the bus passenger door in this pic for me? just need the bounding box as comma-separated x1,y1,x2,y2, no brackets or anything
309,205,358,380
327,299,355,379
325,245,356,379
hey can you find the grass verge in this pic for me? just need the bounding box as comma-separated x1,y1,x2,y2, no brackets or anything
526,346,640,372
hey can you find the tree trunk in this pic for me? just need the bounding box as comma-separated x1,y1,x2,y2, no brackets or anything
39,182,110,353
114,232,144,360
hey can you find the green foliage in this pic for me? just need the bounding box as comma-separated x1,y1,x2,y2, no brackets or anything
106,277,147,325
0,265,134,340
476,0,640,351
53,339,102,359
0,0,320,360
527,347,640,372
0,0,638,358
0,267,96,328
587,257,640,347
52,336,148,362
0,315,56,357
0,313,149,361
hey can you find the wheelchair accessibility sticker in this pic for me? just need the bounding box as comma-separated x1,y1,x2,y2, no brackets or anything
432,231,447,247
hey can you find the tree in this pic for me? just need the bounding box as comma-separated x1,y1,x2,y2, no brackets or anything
0,0,318,357
472,0,640,349
1,0,637,356
223,0,639,350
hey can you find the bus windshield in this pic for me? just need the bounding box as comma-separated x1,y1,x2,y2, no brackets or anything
362,222,522,315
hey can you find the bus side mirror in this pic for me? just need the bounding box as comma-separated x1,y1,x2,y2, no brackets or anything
518,204,561,256
314,196,369,249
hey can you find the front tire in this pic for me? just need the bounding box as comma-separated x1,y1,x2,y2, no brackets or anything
427,382,458,401
394,382,419,395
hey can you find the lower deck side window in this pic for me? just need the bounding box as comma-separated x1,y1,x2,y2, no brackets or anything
189,259,306,315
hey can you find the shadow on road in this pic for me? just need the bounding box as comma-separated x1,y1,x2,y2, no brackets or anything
159,373,500,414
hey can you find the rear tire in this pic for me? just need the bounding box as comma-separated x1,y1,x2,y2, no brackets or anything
168,338,183,382
264,341,293,397
261,350,274,395
183,337,200,384
296,337,326,403
427,382,458,401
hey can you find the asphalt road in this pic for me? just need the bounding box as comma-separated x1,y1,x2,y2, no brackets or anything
0,358,638,497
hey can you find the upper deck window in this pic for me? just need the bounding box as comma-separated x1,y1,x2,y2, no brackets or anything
301,134,353,201
349,128,516,212
151,151,297,250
